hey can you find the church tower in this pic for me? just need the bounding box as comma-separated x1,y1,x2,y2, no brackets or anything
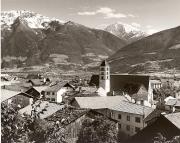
99,60,110,94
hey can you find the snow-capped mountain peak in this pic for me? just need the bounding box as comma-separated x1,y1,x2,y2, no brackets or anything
1,10,65,29
104,22,147,43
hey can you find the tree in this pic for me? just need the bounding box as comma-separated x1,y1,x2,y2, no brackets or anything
154,82,178,102
153,133,180,143
1,103,29,143
77,116,118,143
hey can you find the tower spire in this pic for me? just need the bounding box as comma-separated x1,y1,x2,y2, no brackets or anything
99,60,110,95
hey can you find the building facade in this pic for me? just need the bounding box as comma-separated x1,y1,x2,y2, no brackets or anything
43,82,74,103
99,60,110,95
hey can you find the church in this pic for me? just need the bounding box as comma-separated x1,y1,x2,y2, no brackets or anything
90,60,162,107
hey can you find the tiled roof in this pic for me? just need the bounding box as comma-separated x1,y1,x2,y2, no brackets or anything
28,79,45,86
74,96,128,109
1,89,21,102
45,107,88,125
44,82,72,92
2,84,30,92
110,101,153,117
143,109,166,123
74,96,153,116
110,74,149,95
166,99,180,107
19,100,64,119
33,86,49,93
165,112,180,129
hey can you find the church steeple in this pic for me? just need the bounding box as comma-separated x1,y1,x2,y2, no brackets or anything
99,60,110,95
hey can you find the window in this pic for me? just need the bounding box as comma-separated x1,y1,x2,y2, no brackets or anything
52,92,55,95
51,98,55,101
46,92,50,95
118,114,121,119
101,76,104,80
107,67,109,70
107,76,109,79
135,117,141,123
101,67,105,71
46,98,50,100
101,72,104,75
126,125,130,131
140,100,144,105
135,127,140,133
118,124,121,129
127,115,130,121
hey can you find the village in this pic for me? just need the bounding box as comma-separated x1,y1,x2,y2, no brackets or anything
1,60,180,143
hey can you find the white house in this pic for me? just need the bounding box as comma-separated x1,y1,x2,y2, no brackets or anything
43,82,75,103
72,96,153,137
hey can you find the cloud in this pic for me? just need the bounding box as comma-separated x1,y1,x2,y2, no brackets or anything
78,11,96,15
77,7,135,19
131,22,141,28
128,14,136,18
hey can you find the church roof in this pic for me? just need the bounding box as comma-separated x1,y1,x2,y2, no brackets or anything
100,60,109,66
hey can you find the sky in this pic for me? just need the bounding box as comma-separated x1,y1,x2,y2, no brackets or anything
2,0,180,34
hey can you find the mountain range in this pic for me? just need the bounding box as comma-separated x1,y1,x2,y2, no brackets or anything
1,10,127,71
1,10,180,74
108,26,180,74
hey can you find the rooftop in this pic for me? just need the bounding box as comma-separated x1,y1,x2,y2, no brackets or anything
100,60,109,66
1,89,21,102
33,86,49,93
44,82,72,92
74,96,128,109
166,99,180,107
110,101,153,117
45,106,88,125
165,112,180,129
74,96,153,116
19,100,64,119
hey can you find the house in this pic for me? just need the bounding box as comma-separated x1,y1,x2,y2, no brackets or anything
42,82,75,103
109,101,154,136
165,98,180,112
71,96,154,137
1,89,33,109
89,60,162,107
127,112,180,143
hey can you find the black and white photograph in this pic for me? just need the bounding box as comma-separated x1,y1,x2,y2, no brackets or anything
1,0,180,142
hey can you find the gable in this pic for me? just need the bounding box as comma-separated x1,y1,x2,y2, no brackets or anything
128,115,180,143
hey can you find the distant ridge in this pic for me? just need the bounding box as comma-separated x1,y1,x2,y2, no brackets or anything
108,26,180,74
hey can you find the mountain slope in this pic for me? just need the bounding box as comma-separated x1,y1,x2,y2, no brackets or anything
104,22,147,43
39,21,126,65
1,11,127,70
108,26,180,74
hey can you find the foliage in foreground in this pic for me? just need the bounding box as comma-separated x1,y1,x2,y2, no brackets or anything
77,116,118,143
